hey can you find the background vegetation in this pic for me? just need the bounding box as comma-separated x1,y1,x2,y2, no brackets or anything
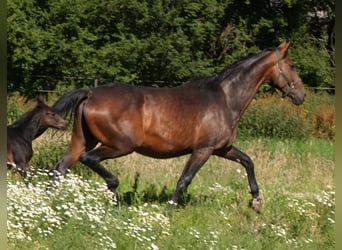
8,0,334,96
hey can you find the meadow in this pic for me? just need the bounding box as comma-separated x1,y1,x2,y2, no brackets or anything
7,133,334,250
7,92,335,249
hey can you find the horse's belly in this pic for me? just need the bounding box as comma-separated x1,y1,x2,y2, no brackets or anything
141,130,190,151
135,141,192,159
137,126,230,158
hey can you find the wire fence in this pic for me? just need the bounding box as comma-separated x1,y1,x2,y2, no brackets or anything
19,74,336,96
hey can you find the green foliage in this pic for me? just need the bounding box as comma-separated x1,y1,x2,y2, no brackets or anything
7,0,334,95
30,140,69,172
291,34,335,88
6,93,25,124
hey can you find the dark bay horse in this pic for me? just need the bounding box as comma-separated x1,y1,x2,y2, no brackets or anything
51,41,306,212
7,96,67,178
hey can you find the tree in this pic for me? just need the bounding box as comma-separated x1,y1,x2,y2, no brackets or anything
7,0,334,96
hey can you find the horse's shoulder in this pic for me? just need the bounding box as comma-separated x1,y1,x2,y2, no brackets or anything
7,126,19,138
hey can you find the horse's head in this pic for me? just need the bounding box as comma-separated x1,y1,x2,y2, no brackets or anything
37,96,68,130
270,41,306,105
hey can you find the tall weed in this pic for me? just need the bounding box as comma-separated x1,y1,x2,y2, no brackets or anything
313,99,335,139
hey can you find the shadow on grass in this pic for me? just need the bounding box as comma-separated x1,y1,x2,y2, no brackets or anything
115,172,210,207
116,188,211,208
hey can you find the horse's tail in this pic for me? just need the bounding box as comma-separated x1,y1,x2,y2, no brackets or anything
52,89,90,120
34,89,89,139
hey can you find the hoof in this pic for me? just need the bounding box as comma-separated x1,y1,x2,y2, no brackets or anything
107,183,118,193
164,200,178,216
249,197,262,213
104,189,118,206
107,179,119,193
49,169,63,182
167,200,178,210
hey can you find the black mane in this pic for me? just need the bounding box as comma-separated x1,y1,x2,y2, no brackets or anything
8,106,40,128
185,47,275,86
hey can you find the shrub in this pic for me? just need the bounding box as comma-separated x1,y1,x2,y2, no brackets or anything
239,93,311,139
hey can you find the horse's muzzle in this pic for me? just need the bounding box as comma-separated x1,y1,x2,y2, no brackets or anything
291,90,306,105
59,122,68,130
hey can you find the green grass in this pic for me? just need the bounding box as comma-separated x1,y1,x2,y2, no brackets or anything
7,136,335,249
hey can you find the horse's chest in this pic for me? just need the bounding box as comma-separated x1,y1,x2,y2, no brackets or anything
9,136,34,161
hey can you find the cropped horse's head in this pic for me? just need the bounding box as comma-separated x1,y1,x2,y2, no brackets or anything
269,41,306,105
37,96,67,130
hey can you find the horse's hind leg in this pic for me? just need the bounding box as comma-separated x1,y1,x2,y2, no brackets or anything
7,147,30,178
79,145,132,192
50,105,96,181
51,132,86,178
14,161,29,178
215,146,261,212
11,154,30,178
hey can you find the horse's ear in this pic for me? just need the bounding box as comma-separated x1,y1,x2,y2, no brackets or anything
278,40,292,58
37,95,45,106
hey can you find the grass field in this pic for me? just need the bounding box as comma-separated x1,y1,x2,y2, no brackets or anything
7,134,335,249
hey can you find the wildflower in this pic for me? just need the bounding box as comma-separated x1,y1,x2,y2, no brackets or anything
151,243,159,250
328,217,335,224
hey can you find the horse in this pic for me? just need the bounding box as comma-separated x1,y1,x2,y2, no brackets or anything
7,95,67,178
50,41,306,212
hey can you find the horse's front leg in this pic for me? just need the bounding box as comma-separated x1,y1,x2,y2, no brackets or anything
169,148,213,208
215,146,262,213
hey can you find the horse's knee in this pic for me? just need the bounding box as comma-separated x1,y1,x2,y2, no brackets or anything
79,153,118,191
241,155,254,170
176,175,193,194
79,153,96,166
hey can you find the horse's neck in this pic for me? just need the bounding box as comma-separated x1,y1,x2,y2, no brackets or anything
221,59,272,122
15,115,41,142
